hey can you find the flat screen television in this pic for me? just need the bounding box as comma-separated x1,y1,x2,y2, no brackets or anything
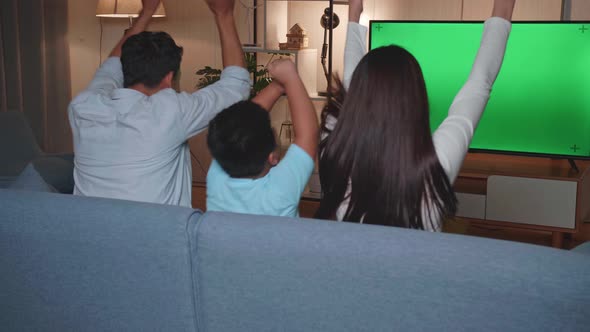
369,21,590,159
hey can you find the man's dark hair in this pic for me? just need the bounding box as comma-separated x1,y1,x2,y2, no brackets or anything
207,101,277,178
121,31,183,88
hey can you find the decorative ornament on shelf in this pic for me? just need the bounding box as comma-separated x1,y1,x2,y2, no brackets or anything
279,24,309,50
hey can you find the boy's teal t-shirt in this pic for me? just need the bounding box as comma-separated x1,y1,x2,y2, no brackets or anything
206,144,314,217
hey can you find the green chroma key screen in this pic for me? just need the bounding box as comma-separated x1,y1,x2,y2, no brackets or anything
370,21,590,158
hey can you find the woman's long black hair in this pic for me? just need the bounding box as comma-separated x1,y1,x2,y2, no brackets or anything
316,45,457,230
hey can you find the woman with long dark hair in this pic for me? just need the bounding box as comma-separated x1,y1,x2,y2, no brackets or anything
316,0,516,231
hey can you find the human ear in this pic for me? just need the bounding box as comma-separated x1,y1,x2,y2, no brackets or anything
268,151,279,166
161,71,174,89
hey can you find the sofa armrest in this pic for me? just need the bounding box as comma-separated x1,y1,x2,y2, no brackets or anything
33,155,74,194
44,152,74,162
572,242,590,256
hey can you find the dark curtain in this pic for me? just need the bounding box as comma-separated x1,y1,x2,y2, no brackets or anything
0,0,72,153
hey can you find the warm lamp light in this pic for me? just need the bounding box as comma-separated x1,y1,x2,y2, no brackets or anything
96,0,166,23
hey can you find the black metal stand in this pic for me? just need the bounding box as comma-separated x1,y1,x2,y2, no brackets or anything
328,0,334,98
318,0,336,97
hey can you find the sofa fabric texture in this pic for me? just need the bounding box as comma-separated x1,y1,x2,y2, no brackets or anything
0,111,74,193
8,163,57,192
1,189,201,332
193,212,590,332
2,189,590,331
0,111,42,176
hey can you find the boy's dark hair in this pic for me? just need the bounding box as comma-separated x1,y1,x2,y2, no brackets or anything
121,31,183,88
207,101,277,178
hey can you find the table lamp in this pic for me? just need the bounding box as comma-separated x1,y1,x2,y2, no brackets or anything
96,0,166,26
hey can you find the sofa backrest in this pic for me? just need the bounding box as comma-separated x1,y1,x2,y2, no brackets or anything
3,189,590,331
192,212,590,332
0,111,42,175
0,189,200,332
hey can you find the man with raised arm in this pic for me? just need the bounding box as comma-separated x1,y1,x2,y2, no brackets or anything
68,0,250,206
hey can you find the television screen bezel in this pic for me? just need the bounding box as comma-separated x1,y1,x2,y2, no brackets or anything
368,20,590,160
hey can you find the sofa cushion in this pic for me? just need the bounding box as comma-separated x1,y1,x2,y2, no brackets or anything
191,212,590,332
572,242,590,256
33,154,74,193
9,163,56,192
0,176,17,189
0,190,201,332
0,111,42,175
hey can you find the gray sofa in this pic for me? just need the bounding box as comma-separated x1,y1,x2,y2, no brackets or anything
0,111,74,193
2,189,590,331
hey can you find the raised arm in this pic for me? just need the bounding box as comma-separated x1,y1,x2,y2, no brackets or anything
109,0,161,57
493,0,516,20
343,0,367,90
83,0,160,95
322,0,365,135
268,59,318,158
177,0,251,139
252,81,285,111
433,0,515,183
205,0,246,69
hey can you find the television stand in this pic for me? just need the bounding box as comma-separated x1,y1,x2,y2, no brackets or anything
454,154,590,248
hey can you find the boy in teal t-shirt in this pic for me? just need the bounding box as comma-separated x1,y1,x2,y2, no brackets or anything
206,60,318,217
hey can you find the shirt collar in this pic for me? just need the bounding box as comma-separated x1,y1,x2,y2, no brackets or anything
111,88,147,101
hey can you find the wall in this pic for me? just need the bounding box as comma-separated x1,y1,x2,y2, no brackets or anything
571,0,590,20
67,0,589,182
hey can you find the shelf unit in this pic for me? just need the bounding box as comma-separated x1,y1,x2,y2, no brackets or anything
242,0,349,97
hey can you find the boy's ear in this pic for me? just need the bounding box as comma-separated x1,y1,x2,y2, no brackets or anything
268,151,279,167
161,71,174,89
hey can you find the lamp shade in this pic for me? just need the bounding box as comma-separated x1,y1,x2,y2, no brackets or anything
96,0,166,18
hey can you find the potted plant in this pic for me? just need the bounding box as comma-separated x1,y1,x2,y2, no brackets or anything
196,52,289,98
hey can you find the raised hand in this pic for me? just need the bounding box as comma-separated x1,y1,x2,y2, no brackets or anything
268,58,317,158
109,0,161,57
349,0,363,23
204,0,235,17
492,0,516,21
267,59,298,87
142,0,161,13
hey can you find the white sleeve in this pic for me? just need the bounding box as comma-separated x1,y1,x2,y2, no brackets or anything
86,57,124,95
177,66,251,138
433,17,512,183
322,23,367,140
343,22,368,90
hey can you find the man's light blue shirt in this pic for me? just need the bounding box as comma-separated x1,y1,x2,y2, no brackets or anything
68,57,250,207
207,144,314,217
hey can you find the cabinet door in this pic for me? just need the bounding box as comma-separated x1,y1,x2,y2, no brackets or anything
456,193,486,219
486,176,577,229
